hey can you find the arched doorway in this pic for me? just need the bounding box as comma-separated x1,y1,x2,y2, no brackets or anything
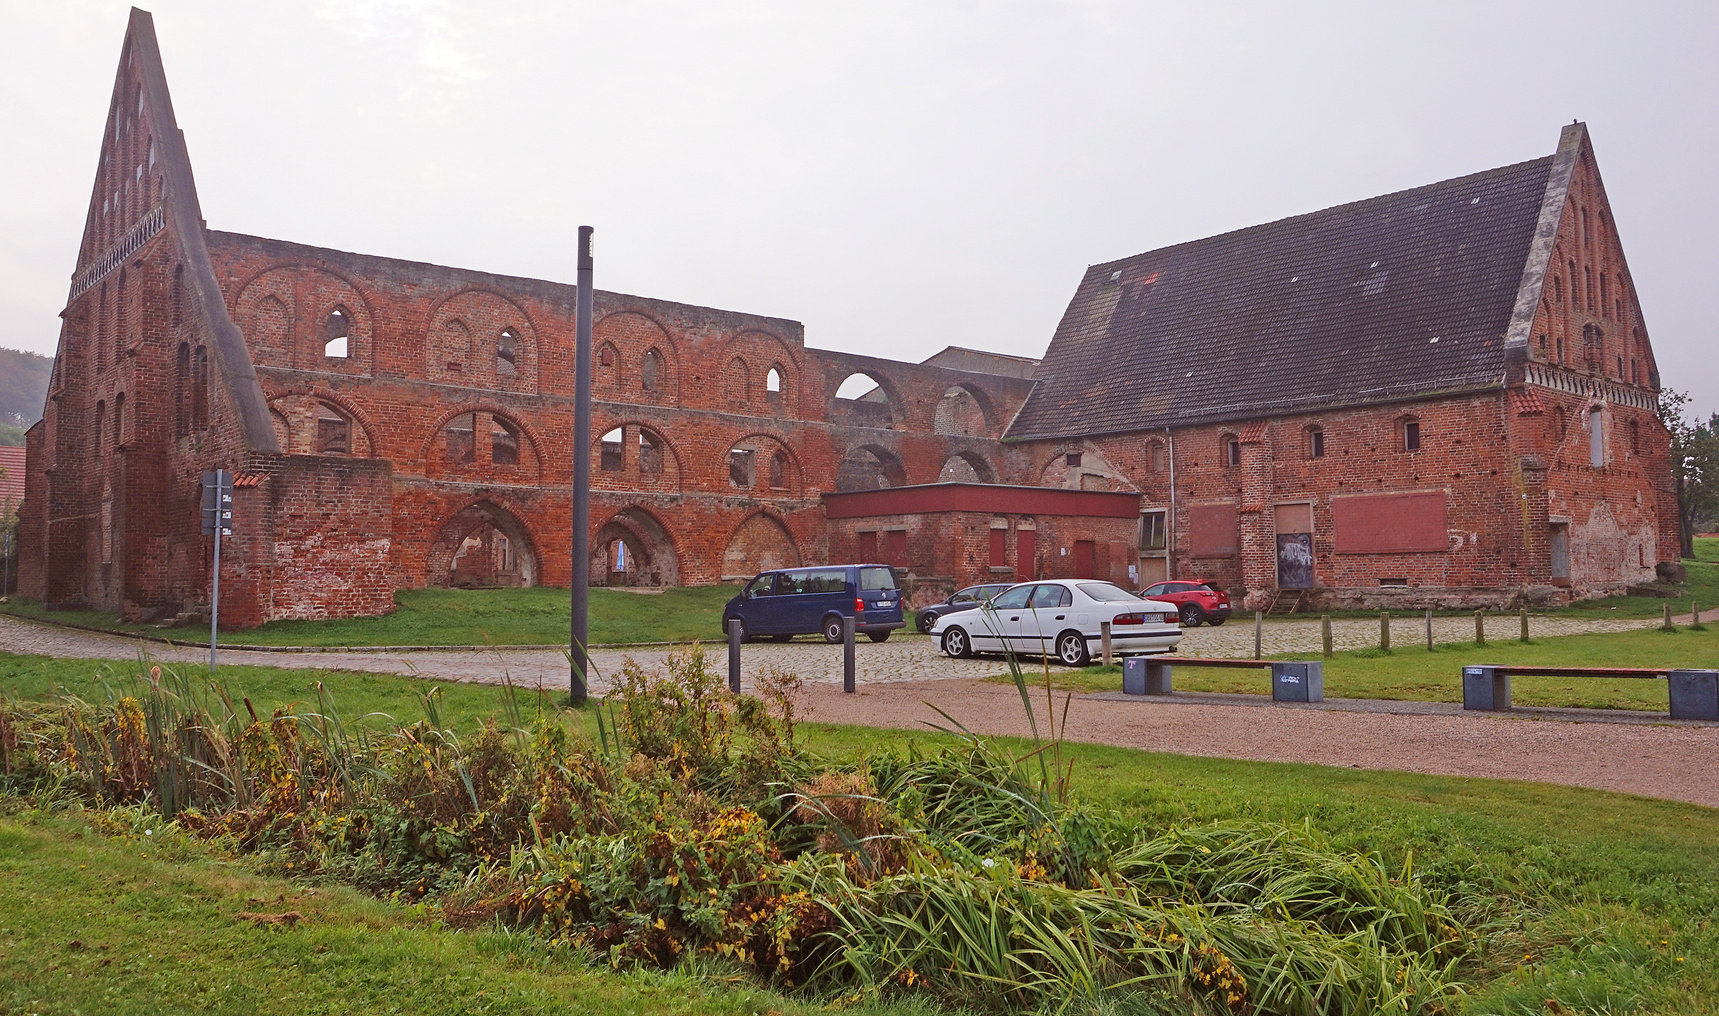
428,501,539,588
722,513,801,580
592,507,680,587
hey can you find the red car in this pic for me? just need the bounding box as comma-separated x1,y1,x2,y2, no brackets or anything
1139,579,1231,627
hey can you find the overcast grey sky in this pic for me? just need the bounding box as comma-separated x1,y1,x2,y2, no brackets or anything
3,1,1714,420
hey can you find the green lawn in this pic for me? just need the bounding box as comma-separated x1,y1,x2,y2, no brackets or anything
1011,622,1719,710
4,652,1718,1012
1557,534,1719,619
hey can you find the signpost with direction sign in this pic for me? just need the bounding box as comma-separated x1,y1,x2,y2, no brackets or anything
201,470,234,672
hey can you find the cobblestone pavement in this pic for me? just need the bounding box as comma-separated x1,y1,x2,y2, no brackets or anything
0,610,1671,694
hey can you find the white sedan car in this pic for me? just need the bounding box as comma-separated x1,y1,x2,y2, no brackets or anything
930,579,1183,666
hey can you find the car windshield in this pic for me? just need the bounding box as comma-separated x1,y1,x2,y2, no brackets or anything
1078,582,1141,602
859,566,897,591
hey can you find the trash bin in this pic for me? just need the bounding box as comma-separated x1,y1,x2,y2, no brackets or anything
1668,669,1719,722
1462,665,1510,711
1270,661,1323,703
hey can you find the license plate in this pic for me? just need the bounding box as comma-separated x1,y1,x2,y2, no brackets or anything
875,601,893,608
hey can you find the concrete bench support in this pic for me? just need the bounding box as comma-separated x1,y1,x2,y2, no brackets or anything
1123,656,1174,696
1669,670,1719,721
1462,665,1511,711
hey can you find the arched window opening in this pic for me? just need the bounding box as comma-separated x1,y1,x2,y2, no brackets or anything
832,372,892,428
836,445,906,492
1556,337,1565,362
491,417,520,466
440,318,471,373
324,308,351,358
934,385,988,437
729,445,757,488
1222,435,1240,466
724,357,749,406
445,413,475,464
1146,440,1168,473
1588,406,1605,467
766,366,783,395
114,392,125,450
1401,417,1421,453
1553,275,1562,302
600,427,623,471
171,264,183,329
938,452,995,484
93,400,106,459
1306,426,1325,459
769,450,791,489
638,430,664,474
496,328,518,376
641,348,664,392
174,342,190,436
192,346,208,431
1553,406,1568,442
316,404,350,455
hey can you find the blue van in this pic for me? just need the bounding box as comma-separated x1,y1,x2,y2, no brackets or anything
722,564,905,643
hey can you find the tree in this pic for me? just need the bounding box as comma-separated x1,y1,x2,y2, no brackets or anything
1660,389,1719,559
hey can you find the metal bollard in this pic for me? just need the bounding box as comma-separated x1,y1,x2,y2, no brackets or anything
1101,620,1113,666
1519,607,1529,642
1475,609,1485,646
1253,611,1263,660
1321,614,1332,658
1380,611,1390,652
727,619,742,693
1425,608,1434,651
1664,601,1675,631
842,615,856,694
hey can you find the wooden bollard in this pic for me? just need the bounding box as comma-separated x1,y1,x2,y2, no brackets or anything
1475,609,1485,646
1425,609,1434,651
1253,611,1263,660
1380,612,1390,652
1519,607,1530,642
1695,602,1703,627
1663,601,1674,631
1101,620,1113,666
1321,614,1333,658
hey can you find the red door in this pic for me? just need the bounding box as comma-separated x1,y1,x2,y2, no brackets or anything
858,531,877,562
1015,528,1036,581
1074,540,1096,579
988,528,1007,569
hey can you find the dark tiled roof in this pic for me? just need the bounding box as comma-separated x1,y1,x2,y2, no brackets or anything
920,346,1041,379
1007,154,1558,440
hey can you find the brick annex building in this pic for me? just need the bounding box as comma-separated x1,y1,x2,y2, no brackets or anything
19,11,1678,626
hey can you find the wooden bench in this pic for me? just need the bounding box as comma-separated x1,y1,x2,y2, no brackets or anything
1123,656,1324,703
1462,665,1719,721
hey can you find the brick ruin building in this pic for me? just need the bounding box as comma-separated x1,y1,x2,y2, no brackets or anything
18,10,1679,626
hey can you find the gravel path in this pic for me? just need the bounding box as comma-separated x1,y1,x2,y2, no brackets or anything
6,611,1714,809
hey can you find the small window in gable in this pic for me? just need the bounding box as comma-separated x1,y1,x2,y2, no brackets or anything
492,418,520,466
1065,452,1082,468
1306,426,1325,459
317,404,351,455
638,430,664,474
446,413,475,464
600,428,623,471
641,348,664,392
497,328,518,376
729,446,756,488
1222,436,1240,466
324,308,351,359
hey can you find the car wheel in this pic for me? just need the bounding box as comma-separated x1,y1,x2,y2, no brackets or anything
866,631,890,643
770,634,794,642
822,615,847,643
1206,617,1225,627
916,610,936,633
1056,630,1090,667
1179,603,1205,627
942,626,972,658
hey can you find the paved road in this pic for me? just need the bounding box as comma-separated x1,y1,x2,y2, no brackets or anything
0,610,1670,694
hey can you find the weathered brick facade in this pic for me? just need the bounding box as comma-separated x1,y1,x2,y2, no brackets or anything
19,13,1678,627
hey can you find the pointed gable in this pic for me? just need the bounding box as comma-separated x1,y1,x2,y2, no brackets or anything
1006,141,1567,441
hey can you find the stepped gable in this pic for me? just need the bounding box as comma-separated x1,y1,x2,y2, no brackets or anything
1007,151,1562,440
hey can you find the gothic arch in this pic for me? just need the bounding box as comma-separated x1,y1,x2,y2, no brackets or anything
722,511,802,580
829,368,901,429
423,287,540,391
427,498,541,588
938,450,996,483
264,385,379,458
727,431,803,495
933,382,997,437
592,505,680,587
836,443,908,491
233,264,376,373
590,419,683,491
418,403,546,482
594,309,680,402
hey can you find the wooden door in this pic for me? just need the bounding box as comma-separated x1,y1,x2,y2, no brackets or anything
1074,540,1096,579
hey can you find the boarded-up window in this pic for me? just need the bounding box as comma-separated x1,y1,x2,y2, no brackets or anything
1332,492,1448,554
884,530,907,567
989,527,1008,567
1188,503,1238,557
858,531,878,561
1273,503,1313,534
